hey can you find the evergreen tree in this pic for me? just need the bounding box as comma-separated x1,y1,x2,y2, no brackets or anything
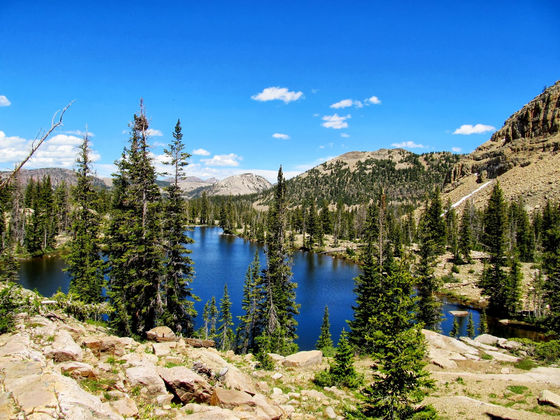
259,166,299,355
314,329,362,389
316,305,334,357
208,296,218,340
106,102,164,336
479,183,514,316
479,310,488,334
416,206,442,331
236,251,262,354
360,262,434,419
450,317,460,337
466,313,475,338
67,134,105,305
541,201,560,333
458,205,473,263
161,119,197,336
218,284,234,351
423,188,446,255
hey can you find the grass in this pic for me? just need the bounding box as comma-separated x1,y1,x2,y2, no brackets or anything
455,377,465,385
507,385,529,395
514,358,537,370
481,352,493,360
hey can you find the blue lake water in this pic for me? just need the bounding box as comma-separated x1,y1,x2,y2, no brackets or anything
18,226,537,349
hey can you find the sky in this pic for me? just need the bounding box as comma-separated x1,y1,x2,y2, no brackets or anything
0,1,559,182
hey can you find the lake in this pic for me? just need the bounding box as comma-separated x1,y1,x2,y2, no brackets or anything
18,226,537,349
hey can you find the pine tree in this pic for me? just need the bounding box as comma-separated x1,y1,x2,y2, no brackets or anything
360,262,434,419
316,306,334,357
458,205,473,263
479,183,513,316
208,296,218,340
314,329,362,389
424,188,446,255
541,201,560,333
106,102,164,336
450,317,460,337
161,119,197,336
236,251,262,354
467,313,475,338
218,284,234,351
66,134,105,305
259,166,299,355
479,310,488,334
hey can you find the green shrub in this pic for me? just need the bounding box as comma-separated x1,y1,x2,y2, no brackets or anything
451,265,460,274
0,285,18,333
514,358,537,370
507,385,528,395
534,340,560,363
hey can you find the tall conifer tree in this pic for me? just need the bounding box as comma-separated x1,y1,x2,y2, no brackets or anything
67,134,104,304
236,251,262,354
218,284,234,351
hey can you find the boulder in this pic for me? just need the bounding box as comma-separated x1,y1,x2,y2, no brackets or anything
325,406,337,419
185,337,216,348
538,390,560,409
498,340,523,351
45,330,82,362
283,350,322,368
108,397,138,417
181,406,241,419
484,350,519,362
449,310,469,317
301,389,326,401
82,335,128,356
474,334,504,347
251,393,284,420
152,342,172,356
459,337,500,352
158,366,213,403
423,329,478,355
428,348,459,369
210,387,255,409
268,353,285,364
58,361,96,378
146,326,176,342
125,365,167,395
120,351,158,367
221,365,258,396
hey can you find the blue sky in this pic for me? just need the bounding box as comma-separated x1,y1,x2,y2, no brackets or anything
1,1,558,181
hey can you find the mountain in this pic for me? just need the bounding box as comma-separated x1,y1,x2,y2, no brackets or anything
188,173,272,198
177,176,217,194
258,149,460,207
443,80,560,212
1,168,108,189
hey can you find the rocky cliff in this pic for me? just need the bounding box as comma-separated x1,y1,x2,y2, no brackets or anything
444,81,560,211
189,173,272,198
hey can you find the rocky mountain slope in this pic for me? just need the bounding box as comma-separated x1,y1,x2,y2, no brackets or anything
177,176,218,194
2,298,559,419
258,149,459,207
189,173,272,198
0,168,108,189
443,81,560,212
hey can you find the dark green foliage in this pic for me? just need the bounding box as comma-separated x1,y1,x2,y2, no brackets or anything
67,135,105,305
467,313,475,338
479,183,520,317
106,104,164,336
259,167,299,355
416,191,442,331
0,284,18,333
316,306,334,357
201,297,218,340
218,284,234,351
509,200,535,262
541,201,560,333
254,333,275,370
359,262,434,419
0,251,19,283
479,310,488,334
24,177,57,255
450,317,460,337
458,205,473,263
160,120,197,336
236,251,262,354
314,330,362,389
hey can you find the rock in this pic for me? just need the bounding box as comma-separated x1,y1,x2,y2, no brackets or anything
538,390,560,409
120,351,158,367
45,330,82,362
152,342,172,356
251,393,284,420
185,337,216,348
301,389,326,401
146,326,177,342
125,365,167,395
181,406,241,419
268,353,285,364
221,365,258,396
272,387,283,396
498,340,523,351
109,397,138,417
210,387,255,409
58,361,96,378
449,310,469,317
82,335,128,356
484,350,519,362
0,333,43,361
423,329,478,355
430,352,458,369
271,372,283,380
326,406,337,419
156,393,174,405
158,366,213,403
474,334,504,347
283,350,322,368
459,337,500,352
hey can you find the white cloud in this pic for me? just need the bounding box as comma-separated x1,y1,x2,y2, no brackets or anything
322,114,351,129
313,113,320,117
451,147,462,153
146,128,163,137
272,133,290,140
251,87,303,103
341,133,350,138
0,131,99,170
192,148,211,156
201,153,242,167
0,96,12,107
367,96,381,105
391,141,425,149
330,99,363,109
453,124,495,135
65,129,95,137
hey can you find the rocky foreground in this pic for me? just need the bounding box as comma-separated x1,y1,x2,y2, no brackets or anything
1,309,560,419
